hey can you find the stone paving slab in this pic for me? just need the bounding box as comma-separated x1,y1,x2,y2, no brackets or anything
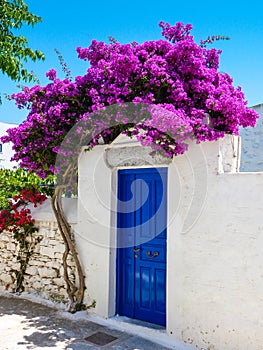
0,294,173,350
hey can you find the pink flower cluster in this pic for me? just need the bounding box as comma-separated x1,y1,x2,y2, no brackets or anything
1,22,259,177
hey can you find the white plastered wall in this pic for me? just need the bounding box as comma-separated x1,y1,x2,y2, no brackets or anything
76,134,263,350
167,136,263,350
76,145,114,317
239,103,263,171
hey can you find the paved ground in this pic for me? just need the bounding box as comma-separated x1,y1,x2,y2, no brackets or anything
0,294,173,350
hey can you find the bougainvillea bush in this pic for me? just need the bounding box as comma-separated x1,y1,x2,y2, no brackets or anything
0,22,259,310
1,21,259,176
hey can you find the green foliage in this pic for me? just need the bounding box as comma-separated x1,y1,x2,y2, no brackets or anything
0,167,55,209
0,0,45,83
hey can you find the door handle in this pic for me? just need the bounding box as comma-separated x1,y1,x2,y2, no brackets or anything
146,251,159,258
134,248,140,252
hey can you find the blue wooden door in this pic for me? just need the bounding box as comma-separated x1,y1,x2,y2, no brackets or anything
117,168,167,326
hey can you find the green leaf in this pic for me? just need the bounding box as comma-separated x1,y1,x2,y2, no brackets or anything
0,0,45,84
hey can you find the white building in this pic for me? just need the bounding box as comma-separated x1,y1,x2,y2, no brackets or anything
0,121,18,169
1,110,263,349
75,133,263,350
239,103,263,171
1,104,263,350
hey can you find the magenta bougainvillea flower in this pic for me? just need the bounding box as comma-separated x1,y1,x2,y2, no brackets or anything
1,22,259,177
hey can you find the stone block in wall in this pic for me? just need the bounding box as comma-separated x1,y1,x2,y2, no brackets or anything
41,229,56,239
46,261,61,269
40,238,50,246
36,256,50,263
54,252,63,260
39,246,55,259
30,281,42,290
48,239,59,246
12,263,20,271
53,242,66,254
46,284,59,292
1,235,10,242
38,267,58,278
0,263,6,271
0,273,13,284
28,260,44,267
42,280,60,289
53,277,65,287
6,242,16,251
2,252,14,259
26,266,38,276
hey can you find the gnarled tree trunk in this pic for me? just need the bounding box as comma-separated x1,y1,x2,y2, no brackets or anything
51,186,85,312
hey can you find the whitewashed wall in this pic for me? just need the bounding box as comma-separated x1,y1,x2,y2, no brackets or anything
167,138,263,350
76,134,263,350
0,121,18,169
239,103,263,171
76,145,114,315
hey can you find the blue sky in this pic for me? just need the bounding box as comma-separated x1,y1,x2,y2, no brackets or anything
1,0,263,124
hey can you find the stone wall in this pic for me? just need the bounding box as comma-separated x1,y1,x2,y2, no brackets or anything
0,198,77,304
